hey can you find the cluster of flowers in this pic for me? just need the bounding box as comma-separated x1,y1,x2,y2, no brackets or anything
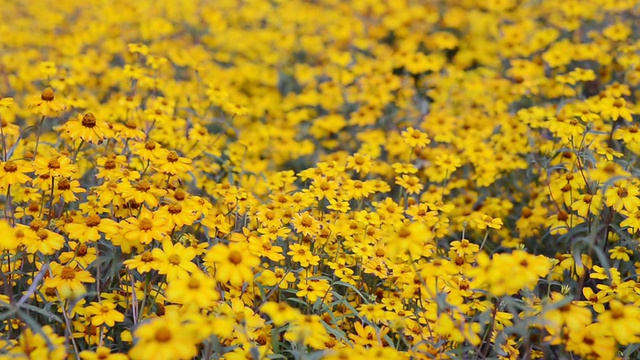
1,0,640,359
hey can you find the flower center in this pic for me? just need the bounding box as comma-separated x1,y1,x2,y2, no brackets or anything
228,250,243,265
168,254,181,265
57,179,70,190
77,244,88,256
86,215,102,227
28,202,39,212
617,187,629,198
48,159,61,169
82,113,97,128
167,151,179,163
135,180,151,192
301,216,313,227
30,220,46,232
168,203,182,214
174,189,186,200
61,267,76,280
139,218,153,231
41,87,55,101
3,161,17,172
154,327,172,343
188,277,200,289
36,229,49,240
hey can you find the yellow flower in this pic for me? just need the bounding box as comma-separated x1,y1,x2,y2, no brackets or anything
121,213,171,244
346,152,372,174
54,178,86,203
129,313,198,360
296,278,330,302
0,220,20,251
260,301,301,326
597,300,640,345
257,267,296,289
575,287,611,313
46,262,95,299
80,346,128,360
620,210,640,233
600,97,634,122
605,181,640,213
204,243,259,286
124,251,158,274
84,301,125,327
449,238,479,256
395,175,423,194
291,211,320,237
11,326,66,360
287,244,320,267
63,112,110,144
59,242,97,268
65,214,119,242
28,87,66,117
401,127,431,148
608,246,633,261
117,179,167,208
34,154,77,178
165,270,220,308
0,160,33,188
21,223,65,255
155,150,193,175
473,214,503,230
152,239,199,281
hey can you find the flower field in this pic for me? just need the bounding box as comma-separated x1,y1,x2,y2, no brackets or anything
2,0,640,359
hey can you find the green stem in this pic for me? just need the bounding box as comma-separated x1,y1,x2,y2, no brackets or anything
33,116,46,160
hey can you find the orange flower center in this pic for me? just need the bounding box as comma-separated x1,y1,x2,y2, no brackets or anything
57,179,71,190
28,202,39,212
557,211,569,221
141,252,153,262
60,267,76,280
82,113,97,128
167,151,179,163
228,250,243,265
301,216,313,227
77,244,88,256
144,140,157,150
3,161,17,172
86,215,102,227
30,220,46,232
135,180,151,192
154,327,172,343
168,254,181,265
617,187,629,198
174,189,186,200
48,159,61,169
36,229,48,240
188,277,200,289
139,218,153,231
168,203,182,214
125,120,137,129
41,87,55,101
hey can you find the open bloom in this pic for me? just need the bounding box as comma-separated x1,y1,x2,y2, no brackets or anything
63,112,111,144
28,87,65,116
0,160,33,188
204,243,259,286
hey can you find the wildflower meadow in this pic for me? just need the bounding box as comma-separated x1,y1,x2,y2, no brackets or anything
2,0,640,359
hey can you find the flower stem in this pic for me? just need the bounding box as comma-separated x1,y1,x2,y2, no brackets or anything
33,116,46,160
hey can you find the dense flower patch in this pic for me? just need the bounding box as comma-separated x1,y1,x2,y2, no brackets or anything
1,0,640,359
